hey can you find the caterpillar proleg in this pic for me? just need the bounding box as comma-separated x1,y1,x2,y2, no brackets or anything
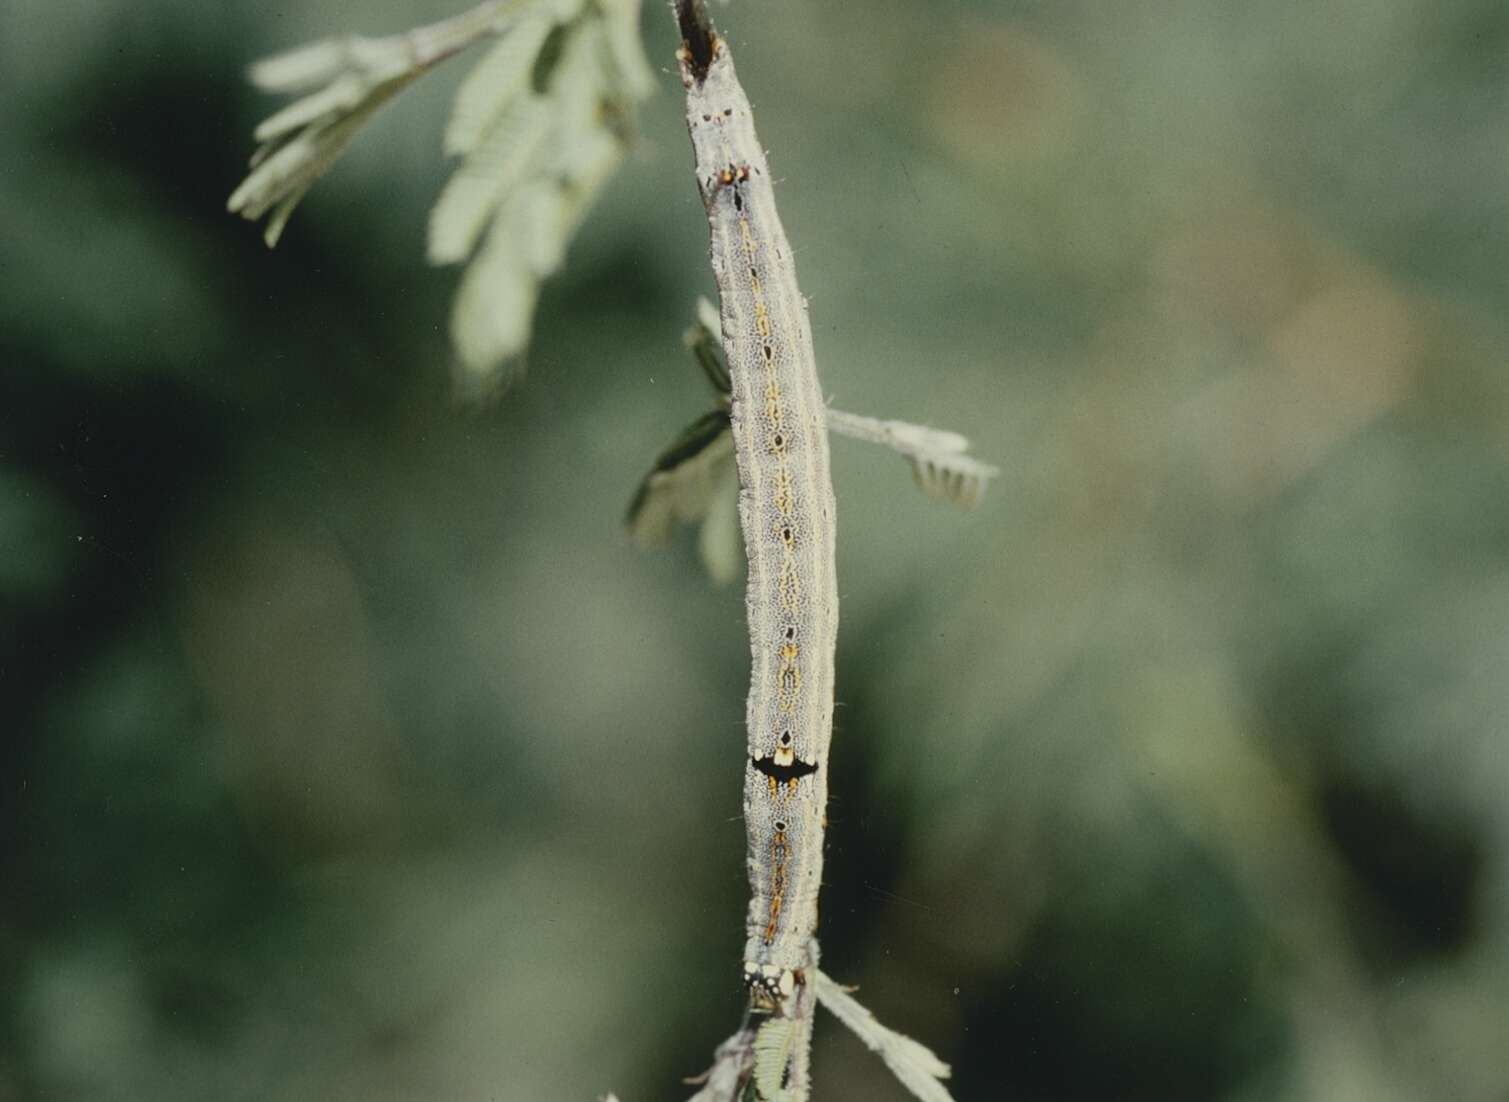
676,30,838,1021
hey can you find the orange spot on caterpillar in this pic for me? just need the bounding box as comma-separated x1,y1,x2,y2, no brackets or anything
764,892,783,943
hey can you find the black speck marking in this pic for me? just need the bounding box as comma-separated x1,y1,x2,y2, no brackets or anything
752,754,817,783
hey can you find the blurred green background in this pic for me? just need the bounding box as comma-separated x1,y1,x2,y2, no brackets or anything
4,1,1508,1099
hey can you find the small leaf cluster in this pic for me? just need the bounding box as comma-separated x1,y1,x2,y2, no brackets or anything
228,0,654,392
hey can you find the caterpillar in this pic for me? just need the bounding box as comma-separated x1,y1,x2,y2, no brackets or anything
677,32,838,1019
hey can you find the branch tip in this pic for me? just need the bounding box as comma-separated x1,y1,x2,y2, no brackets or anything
674,0,715,80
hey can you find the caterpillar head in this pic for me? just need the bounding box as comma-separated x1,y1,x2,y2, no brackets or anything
744,960,798,1013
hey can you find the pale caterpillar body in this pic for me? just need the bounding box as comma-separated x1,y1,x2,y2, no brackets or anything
677,35,837,1014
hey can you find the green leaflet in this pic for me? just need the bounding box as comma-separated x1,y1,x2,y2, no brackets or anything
428,94,554,264
449,198,540,398
624,301,740,583
749,1015,801,1102
440,1,654,387
442,13,555,156
624,409,736,554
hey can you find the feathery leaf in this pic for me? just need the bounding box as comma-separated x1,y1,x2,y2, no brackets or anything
826,409,1000,509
